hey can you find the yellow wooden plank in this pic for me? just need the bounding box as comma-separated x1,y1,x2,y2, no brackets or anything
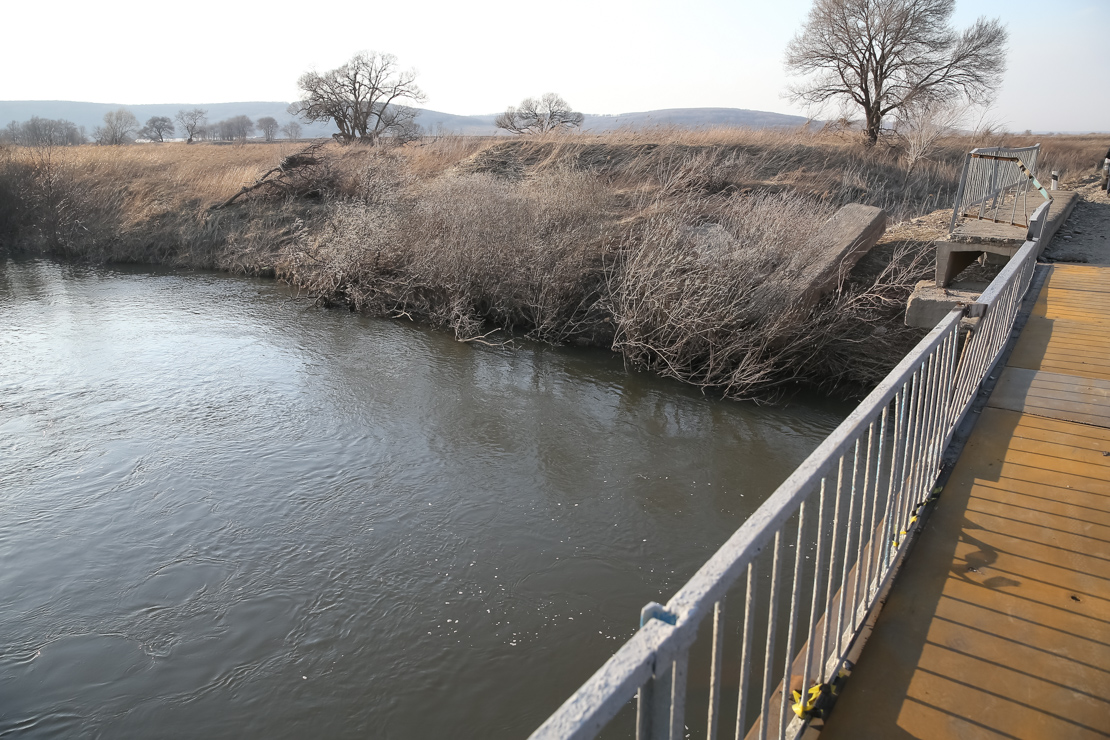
988,367,1110,426
1009,317,1110,380
819,405,1110,740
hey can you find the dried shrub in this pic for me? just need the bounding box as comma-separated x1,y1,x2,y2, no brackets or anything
609,192,831,396
282,164,615,344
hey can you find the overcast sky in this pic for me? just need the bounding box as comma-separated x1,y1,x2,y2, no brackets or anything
2,0,1106,131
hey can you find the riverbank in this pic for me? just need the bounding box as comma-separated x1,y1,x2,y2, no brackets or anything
2,129,1108,399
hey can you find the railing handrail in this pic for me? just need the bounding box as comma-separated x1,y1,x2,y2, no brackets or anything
663,312,961,623
531,216,1044,740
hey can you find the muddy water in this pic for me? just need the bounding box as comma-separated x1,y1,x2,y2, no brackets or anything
0,258,849,739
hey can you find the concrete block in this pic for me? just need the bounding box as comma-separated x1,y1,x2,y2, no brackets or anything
934,240,1022,287
905,279,988,329
799,203,886,306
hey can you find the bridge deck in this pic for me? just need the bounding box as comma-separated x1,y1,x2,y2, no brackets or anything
819,264,1110,740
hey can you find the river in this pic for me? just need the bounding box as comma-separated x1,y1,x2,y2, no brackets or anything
0,257,848,738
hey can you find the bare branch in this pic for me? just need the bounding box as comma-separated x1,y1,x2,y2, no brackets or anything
291,51,426,145
495,93,584,135
785,0,1006,144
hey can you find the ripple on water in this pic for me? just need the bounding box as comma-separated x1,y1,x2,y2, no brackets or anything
0,258,848,739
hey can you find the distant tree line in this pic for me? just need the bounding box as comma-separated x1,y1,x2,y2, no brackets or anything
2,117,87,146
1,107,303,147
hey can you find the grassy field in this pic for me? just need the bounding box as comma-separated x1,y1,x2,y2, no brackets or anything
2,129,1107,399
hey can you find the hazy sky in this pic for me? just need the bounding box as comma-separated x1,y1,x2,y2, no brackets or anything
2,0,1106,131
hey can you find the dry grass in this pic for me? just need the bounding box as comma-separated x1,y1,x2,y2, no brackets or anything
0,141,310,269
3,128,1107,398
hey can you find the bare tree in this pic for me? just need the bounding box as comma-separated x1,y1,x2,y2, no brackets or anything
175,108,207,144
93,108,139,146
785,0,1006,144
280,121,302,141
215,115,254,143
897,100,967,173
138,116,175,142
291,51,426,144
257,116,280,142
495,93,584,135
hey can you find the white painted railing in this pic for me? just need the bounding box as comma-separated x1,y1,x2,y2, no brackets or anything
529,232,1045,740
949,144,1045,231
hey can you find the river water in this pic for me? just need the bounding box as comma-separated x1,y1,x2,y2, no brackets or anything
0,258,848,739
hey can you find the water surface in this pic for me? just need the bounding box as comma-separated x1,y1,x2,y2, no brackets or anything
0,258,848,738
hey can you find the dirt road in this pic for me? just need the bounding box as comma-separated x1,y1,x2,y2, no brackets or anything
1043,176,1110,265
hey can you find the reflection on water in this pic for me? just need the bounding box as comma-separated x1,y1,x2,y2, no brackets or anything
0,258,848,738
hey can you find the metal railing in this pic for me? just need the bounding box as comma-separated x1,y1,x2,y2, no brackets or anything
530,232,1047,740
949,144,1046,232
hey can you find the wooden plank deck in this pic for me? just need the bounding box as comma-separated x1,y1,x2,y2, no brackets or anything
818,264,1110,739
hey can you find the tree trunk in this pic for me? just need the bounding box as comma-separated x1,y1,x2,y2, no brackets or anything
864,105,882,145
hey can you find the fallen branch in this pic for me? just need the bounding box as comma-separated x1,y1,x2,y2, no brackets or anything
212,142,329,210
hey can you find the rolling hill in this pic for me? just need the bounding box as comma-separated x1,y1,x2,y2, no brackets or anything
0,101,809,139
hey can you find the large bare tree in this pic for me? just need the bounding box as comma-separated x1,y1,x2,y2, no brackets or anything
291,51,426,144
785,0,1006,144
495,93,584,135
257,116,280,142
138,116,175,142
175,108,208,144
93,108,139,146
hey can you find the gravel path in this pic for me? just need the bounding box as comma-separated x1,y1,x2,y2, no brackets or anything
1043,176,1110,265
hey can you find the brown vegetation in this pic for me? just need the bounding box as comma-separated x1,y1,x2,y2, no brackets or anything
2,127,1108,399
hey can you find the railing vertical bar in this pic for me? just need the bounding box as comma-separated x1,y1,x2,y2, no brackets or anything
638,671,654,740
946,321,962,435
834,440,861,658
931,328,956,468
894,369,923,540
778,501,808,740
921,344,944,503
648,662,672,740
800,479,828,708
670,655,689,740
734,564,755,740
961,321,991,410
911,351,939,512
819,456,846,671
950,152,972,232
849,418,878,628
845,437,866,634
940,328,958,436
897,369,920,517
906,363,929,532
707,599,726,740
879,388,908,569
930,329,953,459
757,531,784,740
863,406,889,601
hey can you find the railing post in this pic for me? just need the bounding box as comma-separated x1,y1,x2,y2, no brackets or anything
637,655,688,740
950,152,972,232
706,599,726,740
